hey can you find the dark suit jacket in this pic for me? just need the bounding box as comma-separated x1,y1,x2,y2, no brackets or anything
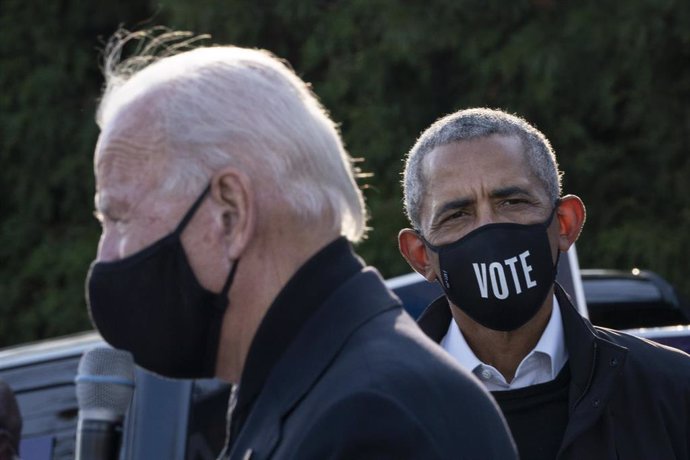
418,283,690,460
225,268,517,459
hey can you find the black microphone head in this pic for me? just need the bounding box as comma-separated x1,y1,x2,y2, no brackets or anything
75,347,135,422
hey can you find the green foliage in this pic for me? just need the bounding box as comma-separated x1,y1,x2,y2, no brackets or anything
158,0,690,297
1,0,689,346
0,0,153,346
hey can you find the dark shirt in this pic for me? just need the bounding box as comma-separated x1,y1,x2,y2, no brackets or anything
492,363,571,460
226,237,364,446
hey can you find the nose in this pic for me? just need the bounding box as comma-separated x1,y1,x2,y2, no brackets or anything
474,205,500,229
96,228,120,262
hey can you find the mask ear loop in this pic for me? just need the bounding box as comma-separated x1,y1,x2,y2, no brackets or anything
551,198,563,277
411,229,445,288
543,198,562,228
414,229,442,253
173,183,241,311
173,184,212,236
214,258,240,311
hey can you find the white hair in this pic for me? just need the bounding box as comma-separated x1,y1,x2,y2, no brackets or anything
402,107,563,230
97,29,367,242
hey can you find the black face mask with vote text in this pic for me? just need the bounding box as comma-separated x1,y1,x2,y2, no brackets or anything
86,185,239,379
422,205,559,332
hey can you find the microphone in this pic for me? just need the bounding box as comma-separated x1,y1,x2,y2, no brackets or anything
75,347,135,460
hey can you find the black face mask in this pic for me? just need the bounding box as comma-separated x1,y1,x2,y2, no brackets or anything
422,205,559,332
86,184,239,379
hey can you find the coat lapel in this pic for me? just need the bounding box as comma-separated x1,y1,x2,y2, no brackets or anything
415,283,630,457
555,284,627,457
228,268,401,459
416,295,452,342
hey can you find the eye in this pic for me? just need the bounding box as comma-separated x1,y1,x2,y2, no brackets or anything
93,210,128,232
446,209,469,221
500,198,531,208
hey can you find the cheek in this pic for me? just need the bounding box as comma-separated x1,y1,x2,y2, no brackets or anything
96,228,147,262
119,217,172,260
181,216,229,293
187,240,230,293
120,232,151,259
96,228,118,262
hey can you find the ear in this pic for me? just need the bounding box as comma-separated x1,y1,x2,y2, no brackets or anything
210,168,256,260
556,194,586,252
398,228,438,282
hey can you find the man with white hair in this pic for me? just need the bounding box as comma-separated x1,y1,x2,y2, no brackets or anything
85,31,517,459
398,107,690,459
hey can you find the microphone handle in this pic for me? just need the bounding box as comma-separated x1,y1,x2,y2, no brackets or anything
75,418,123,460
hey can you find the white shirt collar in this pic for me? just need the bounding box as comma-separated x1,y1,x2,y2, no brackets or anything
440,296,568,391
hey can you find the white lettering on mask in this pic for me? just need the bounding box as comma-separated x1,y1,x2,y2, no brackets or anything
472,250,537,299
489,262,509,299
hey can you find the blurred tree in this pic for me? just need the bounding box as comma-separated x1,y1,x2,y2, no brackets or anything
0,0,154,346
1,0,689,346
159,0,690,297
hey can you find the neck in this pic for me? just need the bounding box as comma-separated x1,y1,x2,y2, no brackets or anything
452,292,554,382
214,225,341,382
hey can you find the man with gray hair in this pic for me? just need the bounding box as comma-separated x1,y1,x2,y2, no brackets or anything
399,107,690,459
85,31,517,459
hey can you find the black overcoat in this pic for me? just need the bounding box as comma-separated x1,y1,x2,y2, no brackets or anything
225,268,517,459
418,283,690,460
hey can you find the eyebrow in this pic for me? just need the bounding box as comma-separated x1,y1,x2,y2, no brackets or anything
432,197,475,224
489,186,534,199
430,186,535,225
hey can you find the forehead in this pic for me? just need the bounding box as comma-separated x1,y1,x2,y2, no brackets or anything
94,100,167,205
419,135,544,212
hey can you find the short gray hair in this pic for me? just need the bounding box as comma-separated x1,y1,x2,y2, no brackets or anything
402,108,562,229
97,29,367,242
